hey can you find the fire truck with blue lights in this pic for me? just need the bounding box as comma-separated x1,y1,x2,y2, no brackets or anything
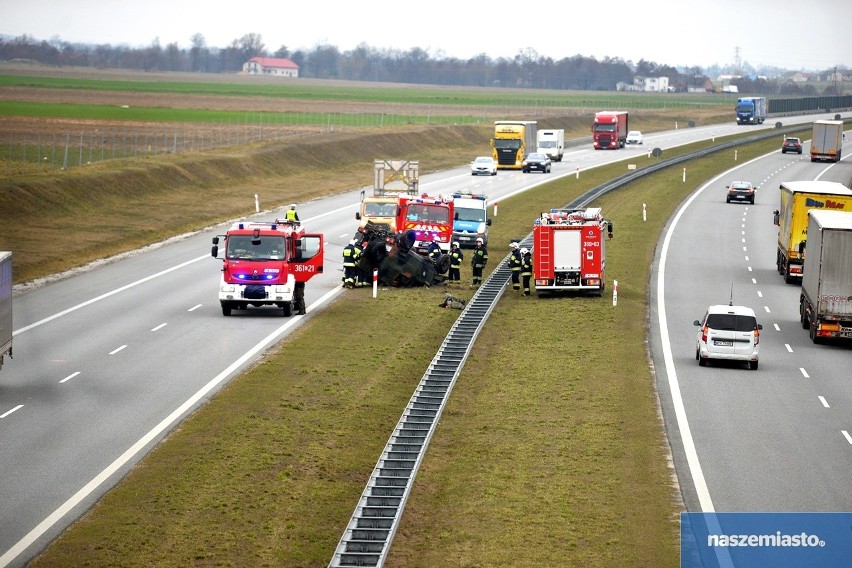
533,207,613,297
211,220,324,316
396,194,454,254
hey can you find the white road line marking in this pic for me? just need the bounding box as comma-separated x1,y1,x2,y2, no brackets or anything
843,431,852,444
785,344,793,353
800,368,810,378
151,323,167,332
188,304,202,312
60,372,81,384
1,405,24,418
757,291,763,298
818,396,829,408
764,306,771,313
773,324,781,331
751,278,757,284
745,256,750,261
109,345,127,355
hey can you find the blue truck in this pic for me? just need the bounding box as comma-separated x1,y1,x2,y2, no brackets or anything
735,97,767,125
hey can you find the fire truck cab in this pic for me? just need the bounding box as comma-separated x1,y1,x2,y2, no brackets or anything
396,194,454,254
211,220,324,316
533,207,612,297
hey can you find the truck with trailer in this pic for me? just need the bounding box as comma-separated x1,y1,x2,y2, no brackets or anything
0,251,12,372
355,160,420,233
396,194,454,254
799,210,852,343
809,120,843,162
536,129,565,162
775,181,852,284
533,207,613,297
735,97,767,125
491,120,537,169
452,192,491,247
592,111,629,149
211,220,324,316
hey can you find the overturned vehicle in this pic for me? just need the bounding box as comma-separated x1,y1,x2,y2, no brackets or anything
354,222,451,287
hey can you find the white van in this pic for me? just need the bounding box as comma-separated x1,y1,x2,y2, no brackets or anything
694,304,762,370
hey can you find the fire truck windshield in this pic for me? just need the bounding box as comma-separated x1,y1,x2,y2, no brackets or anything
406,204,449,223
364,202,396,216
226,235,286,260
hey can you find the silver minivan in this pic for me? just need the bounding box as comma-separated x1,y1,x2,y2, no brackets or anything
694,304,762,370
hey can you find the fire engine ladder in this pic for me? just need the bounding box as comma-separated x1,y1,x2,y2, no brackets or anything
536,224,552,275
329,242,531,567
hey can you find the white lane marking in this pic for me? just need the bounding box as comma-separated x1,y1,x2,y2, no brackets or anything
0,285,344,567
843,431,852,444
818,396,829,408
764,306,771,313
109,345,127,355
188,304,202,312
60,372,81,384
773,324,781,331
757,291,763,298
150,323,167,332
751,278,756,284
785,344,793,353
800,368,810,378
1,405,24,418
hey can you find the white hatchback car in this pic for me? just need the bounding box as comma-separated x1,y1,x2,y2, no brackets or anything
626,130,644,144
471,156,497,176
694,304,762,370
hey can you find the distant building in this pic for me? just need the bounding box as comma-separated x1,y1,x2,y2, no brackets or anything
242,57,299,78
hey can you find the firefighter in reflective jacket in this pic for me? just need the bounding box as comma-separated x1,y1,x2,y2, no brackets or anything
427,240,442,264
520,247,533,296
342,239,361,288
448,241,463,284
285,203,299,223
470,237,488,287
509,242,522,291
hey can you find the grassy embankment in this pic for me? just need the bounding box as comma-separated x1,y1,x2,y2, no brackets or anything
26,128,804,567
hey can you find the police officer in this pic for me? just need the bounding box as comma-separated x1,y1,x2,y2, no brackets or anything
448,241,463,285
285,203,299,223
341,239,361,288
520,247,533,296
509,241,522,291
470,237,488,287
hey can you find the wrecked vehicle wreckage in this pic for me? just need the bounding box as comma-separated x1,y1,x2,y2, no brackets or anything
354,222,451,287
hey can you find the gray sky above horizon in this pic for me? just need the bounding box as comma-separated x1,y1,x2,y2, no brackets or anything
1,0,849,71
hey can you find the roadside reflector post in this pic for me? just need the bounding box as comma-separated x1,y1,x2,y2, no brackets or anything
576,166,580,179
682,168,686,183
712,132,716,142
734,149,738,161
643,203,647,222
675,121,678,130
493,201,498,216
647,148,651,158
372,268,378,298
613,280,618,306
255,194,260,213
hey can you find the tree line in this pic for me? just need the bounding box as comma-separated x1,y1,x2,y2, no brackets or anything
0,33,838,95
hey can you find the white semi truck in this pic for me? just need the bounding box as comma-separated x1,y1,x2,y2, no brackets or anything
0,251,12,371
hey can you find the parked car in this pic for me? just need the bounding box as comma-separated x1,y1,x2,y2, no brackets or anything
626,130,644,145
471,156,497,176
726,180,756,204
694,304,762,370
781,137,802,154
522,152,551,173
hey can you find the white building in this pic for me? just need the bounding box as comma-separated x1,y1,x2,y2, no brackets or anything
242,57,299,78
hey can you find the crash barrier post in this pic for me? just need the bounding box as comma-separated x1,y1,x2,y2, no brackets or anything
613,279,618,307
372,268,378,299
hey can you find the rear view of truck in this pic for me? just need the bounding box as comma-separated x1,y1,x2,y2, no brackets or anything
810,120,843,162
800,210,852,343
0,252,12,371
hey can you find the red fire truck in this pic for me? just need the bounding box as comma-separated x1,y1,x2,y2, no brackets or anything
396,194,455,254
533,207,613,296
211,220,324,316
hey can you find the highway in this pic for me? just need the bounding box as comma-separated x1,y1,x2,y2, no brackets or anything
0,112,845,566
648,133,852,513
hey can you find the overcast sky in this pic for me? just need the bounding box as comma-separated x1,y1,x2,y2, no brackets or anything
1,0,849,71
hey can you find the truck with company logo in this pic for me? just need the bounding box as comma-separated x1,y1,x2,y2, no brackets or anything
536,129,565,162
355,159,420,233
735,97,767,125
775,181,852,284
799,210,852,343
533,207,613,296
211,220,324,316
809,120,843,162
0,251,12,372
491,120,537,169
451,191,491,247
592,111,629,149
396,194,454,254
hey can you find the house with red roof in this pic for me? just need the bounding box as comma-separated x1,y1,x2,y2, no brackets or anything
242,57,299,78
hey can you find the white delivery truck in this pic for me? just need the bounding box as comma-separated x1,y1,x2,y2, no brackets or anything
537,129,565,162
451,192,491,247
0,251,12,371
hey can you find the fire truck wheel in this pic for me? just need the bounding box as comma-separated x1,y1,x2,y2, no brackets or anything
221,302,232,316
436,254,451,274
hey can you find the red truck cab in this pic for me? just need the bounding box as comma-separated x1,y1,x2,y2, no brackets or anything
592,111,629,149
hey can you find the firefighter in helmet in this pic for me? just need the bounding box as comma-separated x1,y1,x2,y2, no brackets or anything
427,240,442,264
342,239,361,288
285,203,299,223
448,241,463,285
470,237,488,287
509,241,522,291
520,247,533,296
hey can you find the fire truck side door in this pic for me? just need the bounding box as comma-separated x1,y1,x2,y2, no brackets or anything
291,234,324,279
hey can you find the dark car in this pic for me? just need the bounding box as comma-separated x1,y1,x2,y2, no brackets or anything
726,181,756,204
522,152,551,173
781,137,802,154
